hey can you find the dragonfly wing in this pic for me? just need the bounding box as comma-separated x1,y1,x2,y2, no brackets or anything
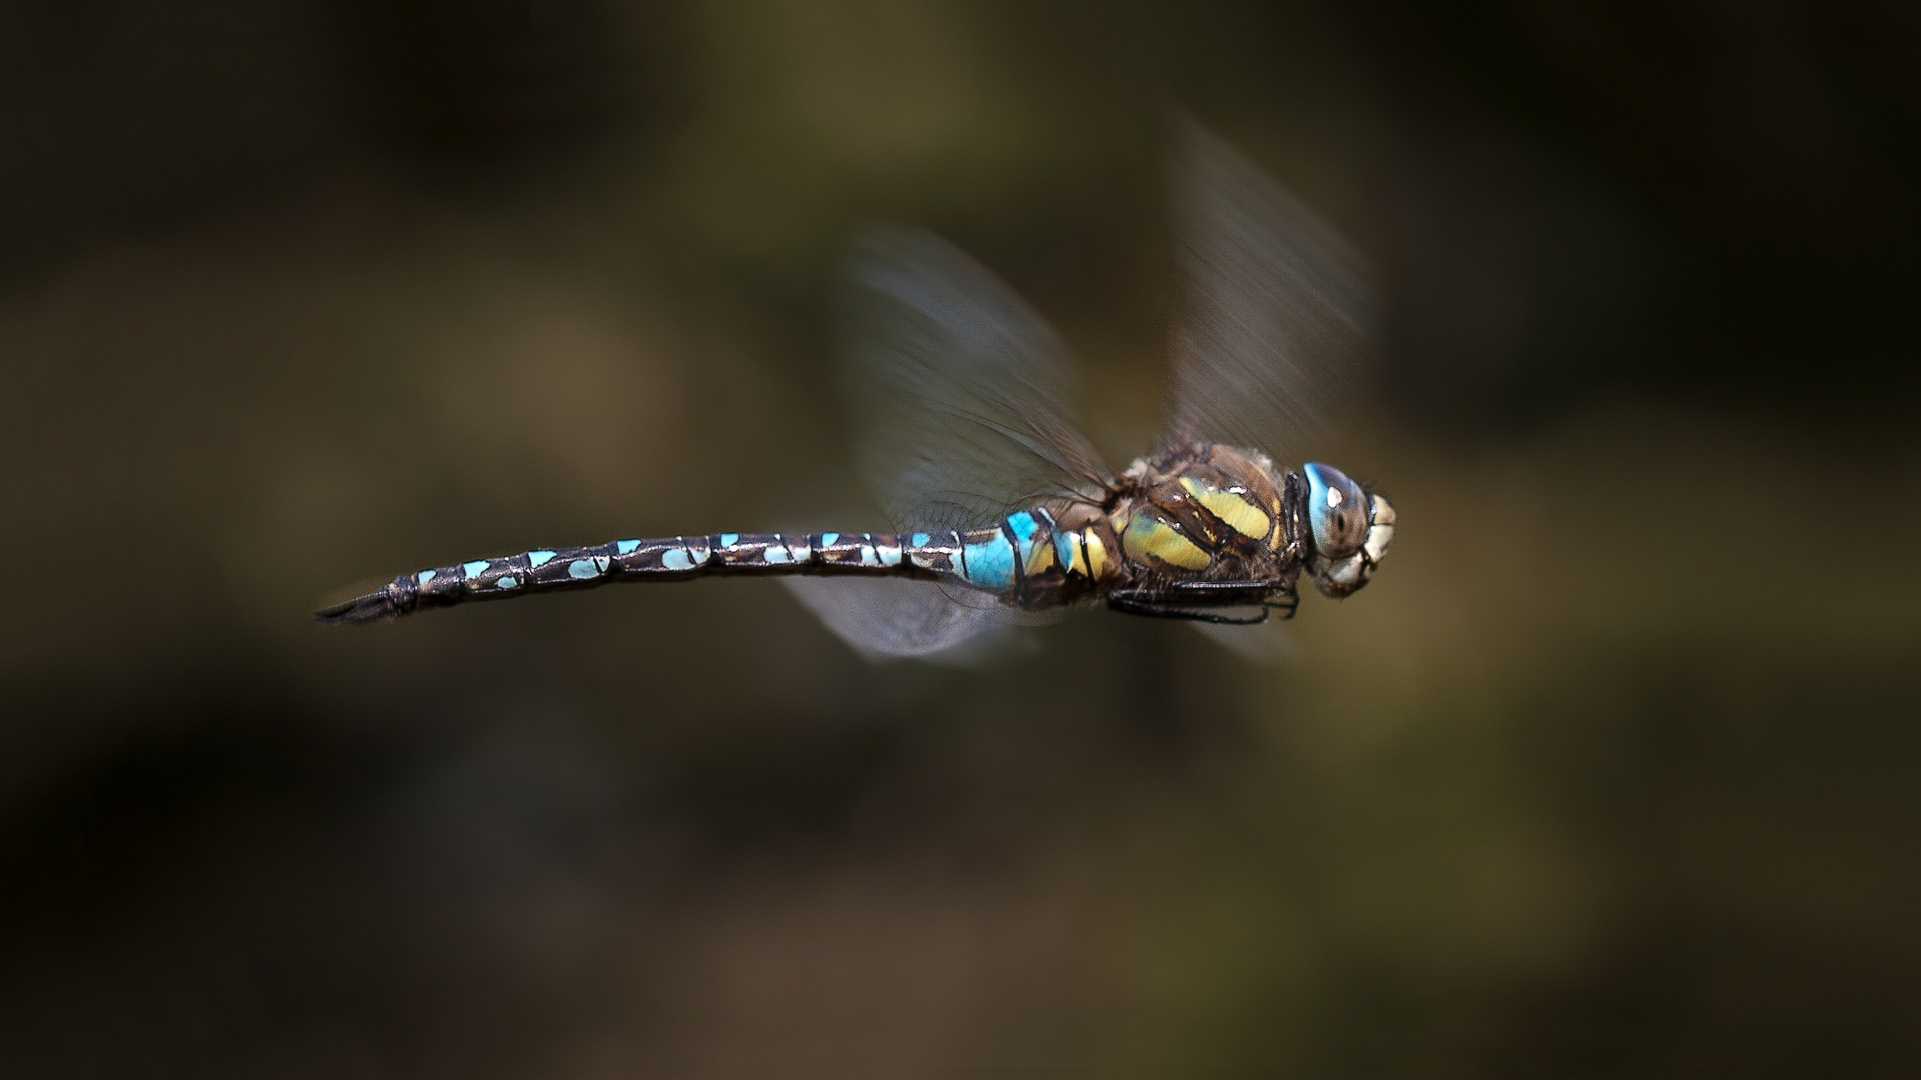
842,227,1115,531
1188,615,1297,665
1164,122,1376,469
782,576,1031,661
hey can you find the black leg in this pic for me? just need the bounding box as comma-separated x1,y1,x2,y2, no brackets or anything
1107,593,1271,625
1264,589,1299,620
1139,581,1276,605
1105,579,1286,625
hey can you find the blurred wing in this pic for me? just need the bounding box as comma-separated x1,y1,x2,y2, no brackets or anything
843,227,1114,531
1189,616,1297,665
782,576,1028,661
1165,123,1375,468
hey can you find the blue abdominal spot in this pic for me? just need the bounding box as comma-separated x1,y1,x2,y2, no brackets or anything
961,535,1016,590
1053,532,1078,571
1006,510,1047,567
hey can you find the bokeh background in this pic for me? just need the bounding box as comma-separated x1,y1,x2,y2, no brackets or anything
3,2,1918,1076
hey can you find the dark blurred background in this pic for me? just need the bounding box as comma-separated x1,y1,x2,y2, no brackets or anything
2,2,1917,1076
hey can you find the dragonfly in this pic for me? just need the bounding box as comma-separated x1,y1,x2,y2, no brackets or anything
317,125,1396,659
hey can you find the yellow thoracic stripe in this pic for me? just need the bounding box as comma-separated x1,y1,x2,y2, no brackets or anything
1025,533,1056,575
1122,514,1211,571
1181,477,1272,542
1084,530,1110,579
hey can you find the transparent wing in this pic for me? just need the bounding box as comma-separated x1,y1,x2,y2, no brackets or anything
842,227,1115,531
1188,616,1297,665
1164,122,1375,468
782,576,1030,661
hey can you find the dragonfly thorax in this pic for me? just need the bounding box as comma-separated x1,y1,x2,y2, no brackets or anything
1100,444,1396,609
1109,443,1293,586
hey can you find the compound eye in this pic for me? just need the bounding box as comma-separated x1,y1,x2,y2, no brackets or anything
1304,462,1369,559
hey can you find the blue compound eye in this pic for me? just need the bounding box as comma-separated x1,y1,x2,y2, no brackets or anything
1304,462,1370,559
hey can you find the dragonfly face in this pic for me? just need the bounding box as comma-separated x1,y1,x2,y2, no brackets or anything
1301,462,1395,599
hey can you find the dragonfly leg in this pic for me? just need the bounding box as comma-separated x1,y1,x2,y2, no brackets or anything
1109,579,1279,605
1264,588,1299,620
1107,581,1279,625
1107,593,1270,624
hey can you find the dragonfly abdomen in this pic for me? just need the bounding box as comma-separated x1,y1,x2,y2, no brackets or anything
316,505,1124,625
948,507,1124,609
318,531,929,624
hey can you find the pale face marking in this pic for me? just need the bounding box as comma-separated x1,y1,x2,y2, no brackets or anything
1362,495,1396,563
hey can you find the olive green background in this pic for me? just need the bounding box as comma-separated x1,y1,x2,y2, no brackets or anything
2,2,1917,1076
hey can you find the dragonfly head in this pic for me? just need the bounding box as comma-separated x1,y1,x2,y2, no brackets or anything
1302,462,1395,599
